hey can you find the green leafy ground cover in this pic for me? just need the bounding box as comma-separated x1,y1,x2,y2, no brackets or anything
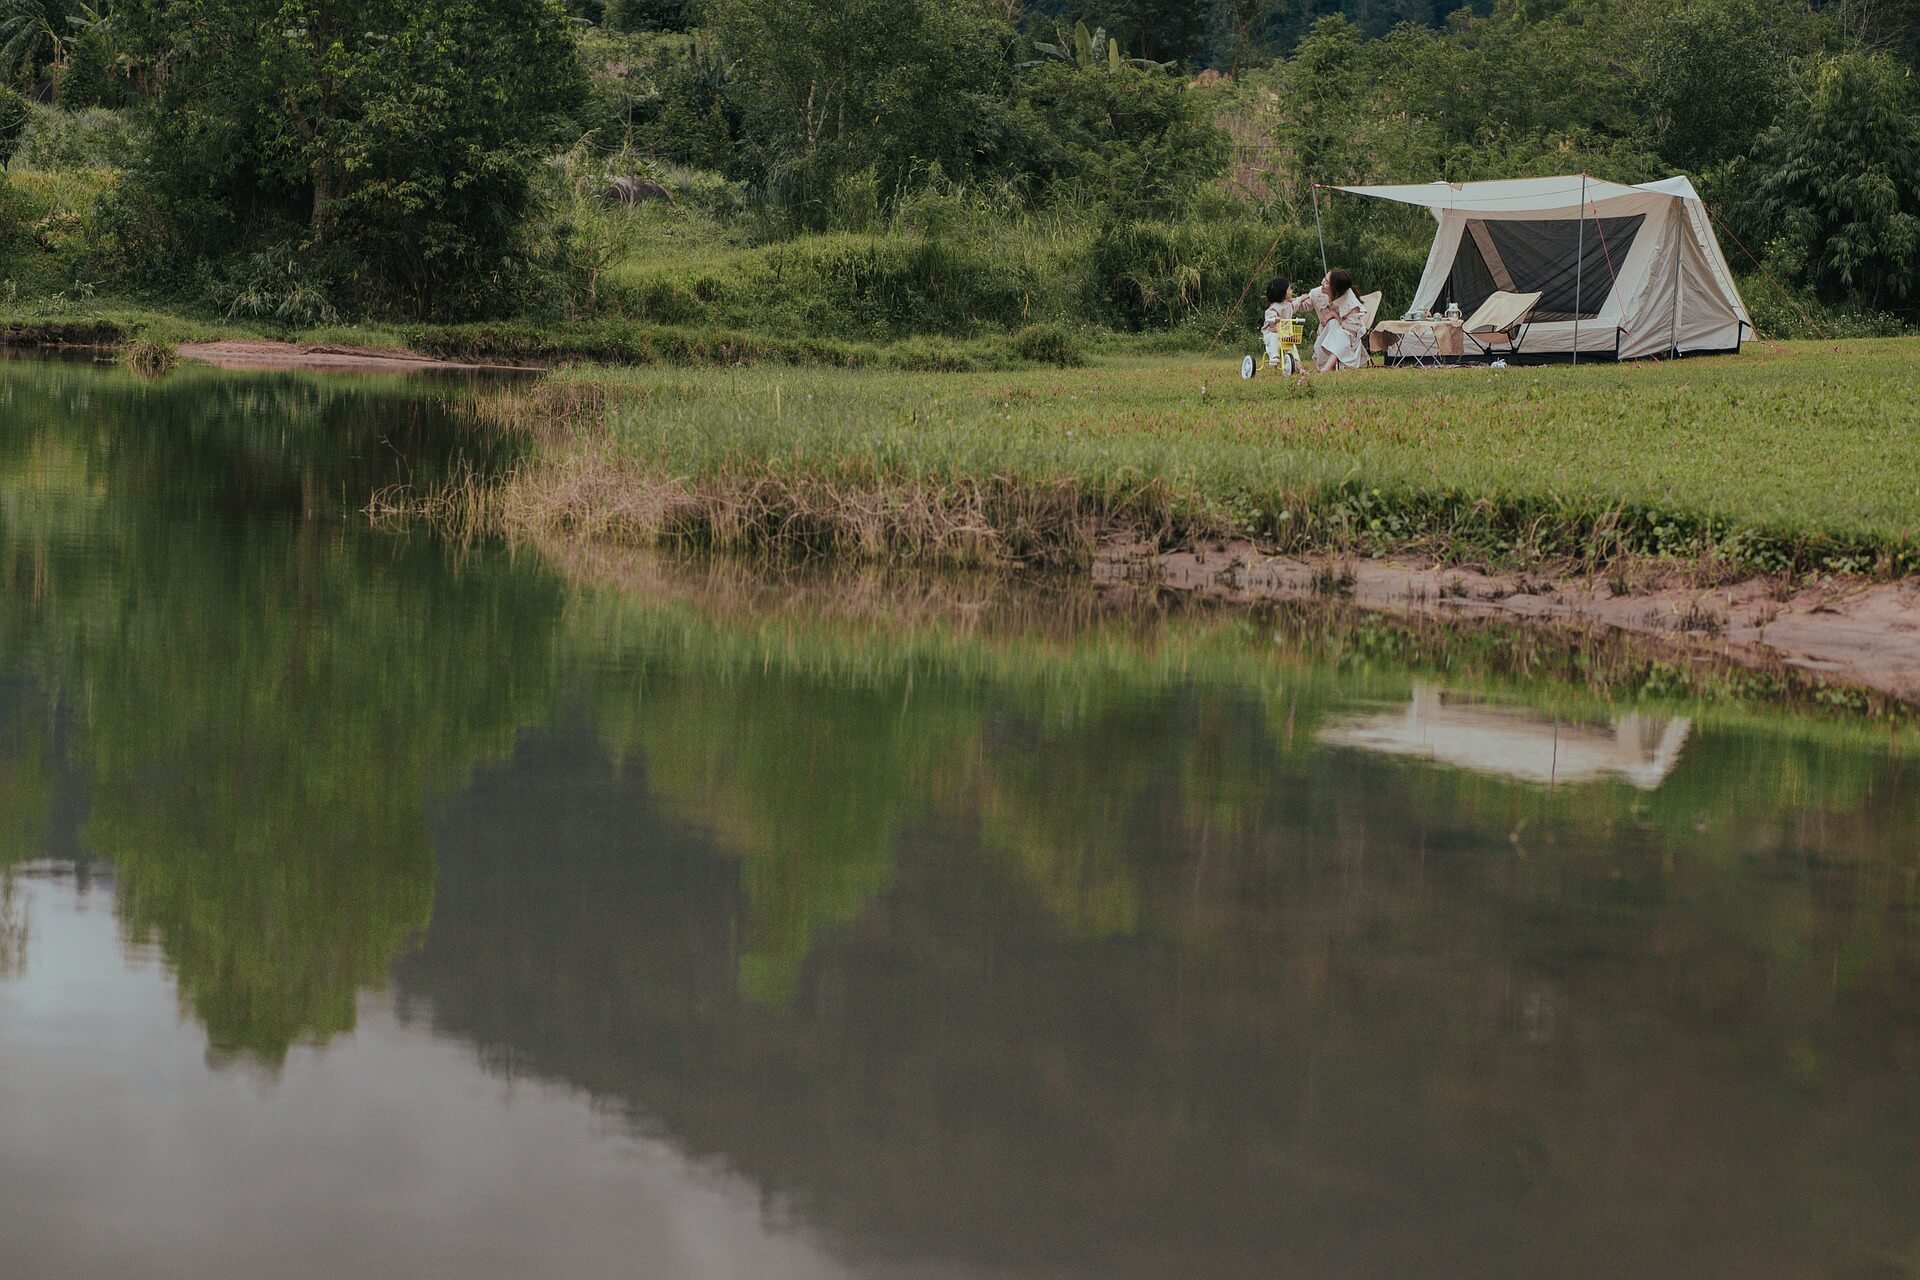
501,338,1920,575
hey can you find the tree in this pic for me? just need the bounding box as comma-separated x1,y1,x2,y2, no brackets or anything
0,0,103,94
114,0,586,318
707,0,1018,226
606,0,690,32
1739,51,1920,314
1057,0,1211,65
1008,55,1229,216
1630,0,1820,172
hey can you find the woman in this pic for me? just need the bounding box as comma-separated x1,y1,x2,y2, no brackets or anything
1296,269,1368,372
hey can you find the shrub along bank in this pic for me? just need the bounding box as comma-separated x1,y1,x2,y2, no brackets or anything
472,338,1920,578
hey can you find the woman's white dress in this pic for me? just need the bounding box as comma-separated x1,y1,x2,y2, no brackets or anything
1298,287,1369,371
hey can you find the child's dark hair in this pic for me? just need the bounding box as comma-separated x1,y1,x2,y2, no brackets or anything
1266,276,1291,305
1327,268,1355,299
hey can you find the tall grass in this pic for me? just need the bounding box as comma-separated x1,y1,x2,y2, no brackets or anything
475,339,1920,577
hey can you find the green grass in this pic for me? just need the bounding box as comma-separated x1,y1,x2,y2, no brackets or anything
499,338,1920,574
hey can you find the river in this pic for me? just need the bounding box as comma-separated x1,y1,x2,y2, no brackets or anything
1,358,1915,1279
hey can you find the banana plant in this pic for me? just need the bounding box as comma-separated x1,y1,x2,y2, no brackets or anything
0,0,105,95
1021,20,1169,73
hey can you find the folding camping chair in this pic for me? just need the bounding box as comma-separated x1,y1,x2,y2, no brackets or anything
1462,290,1542,359
1356,291,1384,366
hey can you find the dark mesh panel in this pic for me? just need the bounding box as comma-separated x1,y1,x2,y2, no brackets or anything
1483,215,1645,320
1442,230,1498,317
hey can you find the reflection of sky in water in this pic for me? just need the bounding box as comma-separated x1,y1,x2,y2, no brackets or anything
1319,684,1692,788
0,871,874,1280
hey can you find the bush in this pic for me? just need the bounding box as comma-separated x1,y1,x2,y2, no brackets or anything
12,105,144,172
53,25,134,110
1010,322,1085,367
884,337,981,372
1087,217,1297,331
636,38,742,173
197,241,344,329
1738,273,1911,341
611,231,1062,339
0,87,28,170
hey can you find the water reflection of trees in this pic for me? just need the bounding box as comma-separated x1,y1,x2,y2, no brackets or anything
369,583,1916,1276
402,678,1920,1279
0,364,560,1061
565,593,1920,1004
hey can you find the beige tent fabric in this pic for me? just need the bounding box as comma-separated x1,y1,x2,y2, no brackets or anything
1465,222,1519,292
1335,176,1646,213
1335,175,1750,358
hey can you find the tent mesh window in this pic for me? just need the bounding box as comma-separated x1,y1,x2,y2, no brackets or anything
1445,215,1645,322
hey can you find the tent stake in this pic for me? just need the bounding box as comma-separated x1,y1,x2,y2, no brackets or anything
1572,173,1587,367
1311,183,1328,279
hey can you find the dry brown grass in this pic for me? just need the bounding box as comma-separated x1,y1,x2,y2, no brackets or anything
481,443,1180,568
122,338,178,378
465,375,620,442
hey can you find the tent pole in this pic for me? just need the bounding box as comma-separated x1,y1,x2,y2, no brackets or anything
1670,204,1684,358
1311,184,1329,279
1572,173,1587,367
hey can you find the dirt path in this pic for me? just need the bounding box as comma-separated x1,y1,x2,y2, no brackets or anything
178,340,534,374
1102,541,1920,706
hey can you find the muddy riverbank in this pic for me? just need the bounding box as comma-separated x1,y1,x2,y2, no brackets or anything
1106,540,1920,707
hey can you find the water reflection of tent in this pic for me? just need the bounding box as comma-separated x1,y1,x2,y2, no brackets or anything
1318,686,1692,789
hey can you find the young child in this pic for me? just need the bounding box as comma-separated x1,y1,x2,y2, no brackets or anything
1259,276,1305,374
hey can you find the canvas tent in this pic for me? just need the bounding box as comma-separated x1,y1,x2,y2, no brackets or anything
1334,175,1750,359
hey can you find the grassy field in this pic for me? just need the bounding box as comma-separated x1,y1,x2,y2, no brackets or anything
485,337,1920,576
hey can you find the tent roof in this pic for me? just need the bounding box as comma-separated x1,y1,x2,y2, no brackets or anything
1332,175,1697,214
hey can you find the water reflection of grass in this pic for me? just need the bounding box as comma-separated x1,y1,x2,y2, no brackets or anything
554,549,1920,737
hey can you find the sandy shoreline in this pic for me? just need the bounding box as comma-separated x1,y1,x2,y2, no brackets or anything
178,339,535,374
1102,540,1920,707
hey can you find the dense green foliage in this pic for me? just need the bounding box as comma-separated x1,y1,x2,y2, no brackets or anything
0,0,1914,334
0,83,25,167
105,0,585,319
1737,50,1920,314
705,0,1018,225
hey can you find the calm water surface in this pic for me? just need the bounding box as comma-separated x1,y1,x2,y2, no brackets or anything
2,359,1916,1279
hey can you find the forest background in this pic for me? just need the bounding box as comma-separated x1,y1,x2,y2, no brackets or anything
0,0,1915,366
